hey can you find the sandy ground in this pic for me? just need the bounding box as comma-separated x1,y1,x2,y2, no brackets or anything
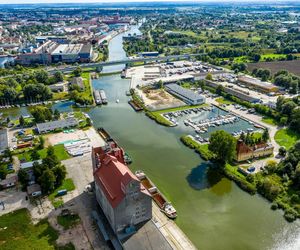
137,88,185,111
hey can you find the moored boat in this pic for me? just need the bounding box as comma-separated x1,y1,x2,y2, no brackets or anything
135,170,177,219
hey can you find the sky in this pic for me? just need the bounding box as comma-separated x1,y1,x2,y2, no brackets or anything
0,0,297,4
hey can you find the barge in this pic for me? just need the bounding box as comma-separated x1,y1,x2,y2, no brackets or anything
93,90,102,105
99,89,107,104
135,170,177,219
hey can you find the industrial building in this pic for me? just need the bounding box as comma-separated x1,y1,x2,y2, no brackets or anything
36,118,78,134
165,83,206,105
16,41,92,65
92,143,152,235
51,44,92,63
238,76,279,94
16,40,57,65
204,79,261,103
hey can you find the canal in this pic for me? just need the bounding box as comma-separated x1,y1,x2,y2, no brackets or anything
90,26,300,250
1,24,299,250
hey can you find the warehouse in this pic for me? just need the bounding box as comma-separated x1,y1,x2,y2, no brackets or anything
51,44,92,63
238,76,279,94
36,118,79,134
165,83,206,105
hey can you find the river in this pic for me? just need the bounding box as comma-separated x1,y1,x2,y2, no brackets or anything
1,24,299,250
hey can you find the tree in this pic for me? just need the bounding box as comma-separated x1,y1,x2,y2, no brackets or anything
3,148,12,162
18,169,29,189
53,71,64,82
30,149,40,161
30,106,53,123
19,115,25,127
279,147,287,157
53,109,60,120
53,165,66,187
216,85,224,95
72,67,82,77
252,54,261,62
38,136,45,149
262,129,270,142
39,169,56,193
208,130,236,164
205,73,213,81
86,117,92,126
35,69,49,83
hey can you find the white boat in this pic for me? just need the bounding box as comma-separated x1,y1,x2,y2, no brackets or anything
116,99,120,103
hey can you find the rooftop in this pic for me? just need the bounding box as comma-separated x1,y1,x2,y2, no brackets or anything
165,83,204,101
93,146,147,208
51,44,83,55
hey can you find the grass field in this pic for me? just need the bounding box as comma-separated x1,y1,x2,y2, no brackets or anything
0,209,58,250
215,97,234,105
275,128,300,149
247,60,300,76
18,144,70,162
48,178,75,208
261,116,278,126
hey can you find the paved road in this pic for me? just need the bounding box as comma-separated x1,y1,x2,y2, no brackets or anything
63,155,110,250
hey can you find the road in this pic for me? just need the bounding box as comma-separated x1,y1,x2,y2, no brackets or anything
63,155,110,250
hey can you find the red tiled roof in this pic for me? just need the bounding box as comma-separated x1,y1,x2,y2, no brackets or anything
93,148,139,208
236,140,252,155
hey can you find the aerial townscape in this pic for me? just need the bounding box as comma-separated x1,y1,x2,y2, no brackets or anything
1,1,300,250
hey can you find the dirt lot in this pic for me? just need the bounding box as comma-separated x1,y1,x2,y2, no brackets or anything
138,88,185,111
247,60,300,76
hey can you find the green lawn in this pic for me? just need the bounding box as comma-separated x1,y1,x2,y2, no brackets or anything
215,97,234,105
275,128,300,150
261,116,278,126
52,92,69,101
48,178,75,208
80,72,94,104
0,209,58,250
18,144,70,162
57,214,80,230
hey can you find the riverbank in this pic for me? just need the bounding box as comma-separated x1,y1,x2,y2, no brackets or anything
152,202,197,250
180,131,300,222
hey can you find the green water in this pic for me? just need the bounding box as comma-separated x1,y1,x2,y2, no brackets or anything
90,74,299,250
1,24,299,250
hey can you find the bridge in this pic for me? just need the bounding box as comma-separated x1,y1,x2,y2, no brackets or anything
47,53,206,73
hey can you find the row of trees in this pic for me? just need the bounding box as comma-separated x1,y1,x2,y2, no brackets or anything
0,70,65,104
18,146,66,194
276,96,300,133
30,106,60,123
